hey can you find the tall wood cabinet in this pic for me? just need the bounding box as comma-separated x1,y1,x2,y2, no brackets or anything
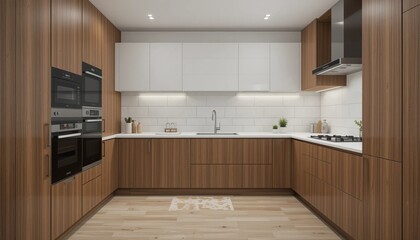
102,139,119,198
403,5,420,240
300,17,346,91
82,0,103,68
0,0,52,239
52,0,83,74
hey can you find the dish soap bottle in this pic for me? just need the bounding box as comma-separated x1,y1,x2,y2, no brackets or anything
321,120,329,134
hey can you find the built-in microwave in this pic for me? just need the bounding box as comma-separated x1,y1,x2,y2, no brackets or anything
82,62,102,108
51,67,82,109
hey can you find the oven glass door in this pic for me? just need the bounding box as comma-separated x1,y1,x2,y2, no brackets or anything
51,132,82,184
82,120,102,168
52,77,81,109
83,75,102,107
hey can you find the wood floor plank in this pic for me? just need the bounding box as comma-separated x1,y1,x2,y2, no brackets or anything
67,196,341,240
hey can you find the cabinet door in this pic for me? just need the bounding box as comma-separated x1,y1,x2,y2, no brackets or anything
82,176,102,215
238,43,269,91
242,165,273,188
273,139,291,188
191,139,243,164
52,0,83,74
115,43,150,91
150,43,183,91
118,139,152,188
51,174,82,239
183,43,238,91
191,165,243,188
404,0,420,12
102,139,118,198
403,6,420,240
270,43,301,92
82,0,102,68
242,139,272,164
152,139,190,188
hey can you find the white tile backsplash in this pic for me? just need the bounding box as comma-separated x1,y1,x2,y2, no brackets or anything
320,71,363,136
121,92,322,132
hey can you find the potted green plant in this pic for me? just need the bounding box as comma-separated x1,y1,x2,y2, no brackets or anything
124,117,133,133
272,124,279,134
355,120,362,138
279,117,288,133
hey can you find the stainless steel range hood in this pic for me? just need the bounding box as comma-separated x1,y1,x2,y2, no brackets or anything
313,0,362,76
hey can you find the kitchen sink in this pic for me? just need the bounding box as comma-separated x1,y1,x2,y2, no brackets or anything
196,132,238,135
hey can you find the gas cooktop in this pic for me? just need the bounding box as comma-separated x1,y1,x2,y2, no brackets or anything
310,135,362,142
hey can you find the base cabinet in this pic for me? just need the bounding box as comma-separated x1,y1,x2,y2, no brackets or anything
82,176,102,215
102,139,119,198
51,174,82,239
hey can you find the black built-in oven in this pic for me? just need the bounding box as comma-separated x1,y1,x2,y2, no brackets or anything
82,62,102,108
51,117,83,184
52,67,82,109
82,107,103,170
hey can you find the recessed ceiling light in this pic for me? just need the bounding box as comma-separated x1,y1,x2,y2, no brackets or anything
264,14,271,20
149,16,155,20
265,14,271,17
148,14,153,17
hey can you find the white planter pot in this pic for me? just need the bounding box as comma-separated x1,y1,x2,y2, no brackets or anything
279,127,287,133
126,123,132,134
272,129,279,134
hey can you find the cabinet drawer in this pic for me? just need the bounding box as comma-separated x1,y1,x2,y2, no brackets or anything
191,165,242,188
191,139,243,164
82,176,102,215
82,163,102,184
243,165,273,188
242,139,272,164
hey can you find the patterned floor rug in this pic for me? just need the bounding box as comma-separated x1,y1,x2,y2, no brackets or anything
169,196,234,211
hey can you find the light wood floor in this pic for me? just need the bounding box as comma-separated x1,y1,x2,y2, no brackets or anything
67,196,341,240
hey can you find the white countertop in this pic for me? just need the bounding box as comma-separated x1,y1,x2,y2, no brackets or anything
102,132,362,154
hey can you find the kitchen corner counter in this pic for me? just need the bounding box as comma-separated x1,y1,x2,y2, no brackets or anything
102,132,362,154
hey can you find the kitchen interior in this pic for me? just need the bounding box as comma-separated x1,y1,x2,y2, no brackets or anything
0,0,418,239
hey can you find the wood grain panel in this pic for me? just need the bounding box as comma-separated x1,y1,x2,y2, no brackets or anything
15,0,51,238
82,163,102,184
301,20,346,91
102,139,118,198
363,156,402,240
152,139,190,188
112,26,122,134
52,174,82,239
273,139,291,188
118,139,152,188
403,0,420,12
82,0,102,68
362,0,402,161
52,0,83,74
403,6,420,240
191,165,243,188
190,139,243,164
82,176,102,215
242,165,273,188
0,0,16,239
291,140,310,196
242,139,272,164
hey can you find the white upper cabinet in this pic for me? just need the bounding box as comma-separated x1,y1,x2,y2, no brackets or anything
238,43,270,91
115,43,150,91
182,43,239,91
270,43,301,92
150,43,183,91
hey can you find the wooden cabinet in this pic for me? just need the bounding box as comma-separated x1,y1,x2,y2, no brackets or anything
52,0,83,74
273,139,291,188
301,19,346,91
115,43,150,91
242,139,272,164
191,165,243,188
82,176,102,215
242,165,273,188
270,43,301,92
363,0,402,162
403,5,420,240
191,139,243,164
404,0,420,12
183,43,239,91
51,174,82,239
152,139,190,188
82,0,102,68
102,17,121,136
238,43,270,91
82,163,102,184
102,139,119,198
150,43,183,91
363,156,402,240
292,140,364,239
118,139,152,188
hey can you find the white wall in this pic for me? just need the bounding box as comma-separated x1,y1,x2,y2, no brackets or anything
121,92,321,133
122,31,300,43
320,71,362,136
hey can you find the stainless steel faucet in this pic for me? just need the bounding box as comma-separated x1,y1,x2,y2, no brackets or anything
212,110,221,134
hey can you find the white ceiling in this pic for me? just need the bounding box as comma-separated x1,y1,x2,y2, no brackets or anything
90,0,339,31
